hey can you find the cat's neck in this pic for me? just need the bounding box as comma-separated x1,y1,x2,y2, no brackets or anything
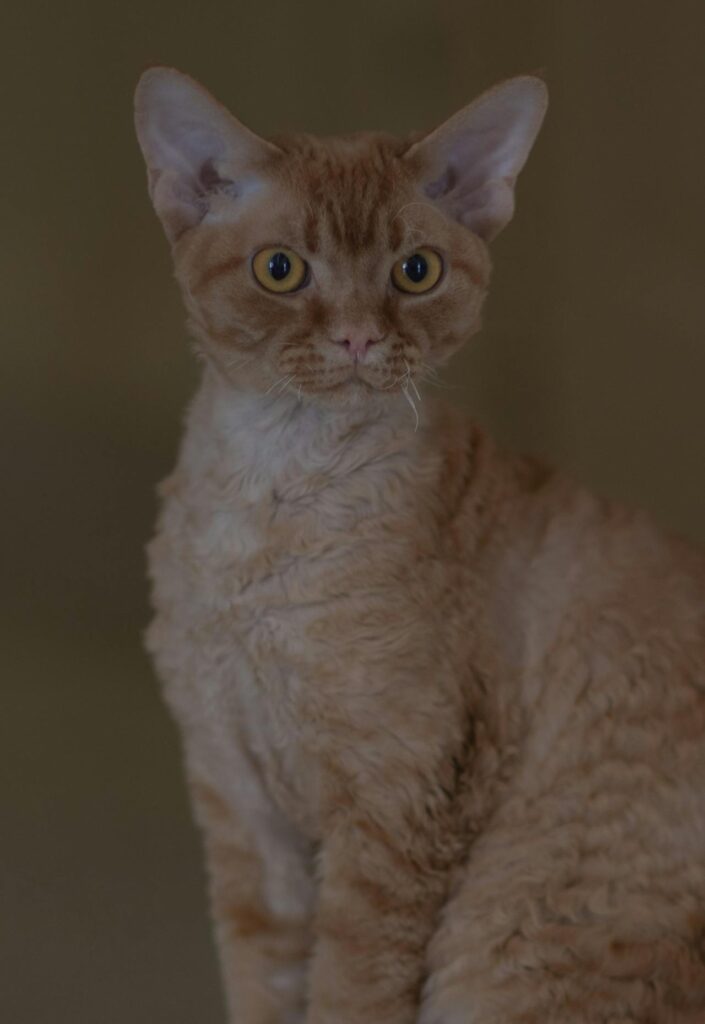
179,364,436,488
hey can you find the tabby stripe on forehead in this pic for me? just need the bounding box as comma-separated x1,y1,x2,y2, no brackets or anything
324,196,344,245
304,208,320,253
387,215,405,252
193,254,246,293
361,195,379,250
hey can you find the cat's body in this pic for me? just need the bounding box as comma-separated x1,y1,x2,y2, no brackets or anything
136,69,705,1022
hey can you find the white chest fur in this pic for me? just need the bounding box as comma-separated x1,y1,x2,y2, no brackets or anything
147,369,435,833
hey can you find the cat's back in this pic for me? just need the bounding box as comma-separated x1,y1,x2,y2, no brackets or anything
484,462,705,748
491,461,705,890
502,469,705,677
422,459,705,1024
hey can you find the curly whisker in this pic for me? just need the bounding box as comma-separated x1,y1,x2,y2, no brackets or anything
403,359,422,402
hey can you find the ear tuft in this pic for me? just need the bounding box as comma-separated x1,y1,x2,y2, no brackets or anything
406,76,548,241
134,67,277,243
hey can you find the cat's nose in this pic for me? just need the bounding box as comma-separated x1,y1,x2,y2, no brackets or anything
331,327,386,362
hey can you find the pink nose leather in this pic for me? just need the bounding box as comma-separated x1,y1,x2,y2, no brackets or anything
332,328,384,361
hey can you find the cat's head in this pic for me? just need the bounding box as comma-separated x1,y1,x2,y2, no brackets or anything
134,68,546,409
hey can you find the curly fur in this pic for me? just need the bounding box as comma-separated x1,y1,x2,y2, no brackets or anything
135,68,705,1023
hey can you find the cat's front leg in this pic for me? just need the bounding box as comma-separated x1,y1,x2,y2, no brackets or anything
305,795,458,1024
185,753,316,1024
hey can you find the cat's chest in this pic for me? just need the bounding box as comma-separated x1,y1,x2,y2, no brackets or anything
149,390,430,824
165,456,370,642
158,387,423,641
153,482,444,835
150,485,333,829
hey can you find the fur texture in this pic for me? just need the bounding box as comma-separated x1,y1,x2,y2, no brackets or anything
135,68,705,1023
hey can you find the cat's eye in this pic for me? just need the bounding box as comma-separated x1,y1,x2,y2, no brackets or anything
391,248,443,294
252,247,308,293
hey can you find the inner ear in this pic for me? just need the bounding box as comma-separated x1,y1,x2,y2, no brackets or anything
425,166,459,200
198,158,239,197
405,76,548,241
134,67,280,243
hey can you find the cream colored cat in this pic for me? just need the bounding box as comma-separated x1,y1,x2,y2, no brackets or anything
135,67,705,1024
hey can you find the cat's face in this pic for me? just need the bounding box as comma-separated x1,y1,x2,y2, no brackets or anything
135,69,546,410
173,134,490,406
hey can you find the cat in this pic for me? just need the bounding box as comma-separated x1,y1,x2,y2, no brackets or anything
134,66,705,1024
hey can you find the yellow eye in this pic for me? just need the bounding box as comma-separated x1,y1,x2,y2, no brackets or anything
252,247,308,293
391,248,443,294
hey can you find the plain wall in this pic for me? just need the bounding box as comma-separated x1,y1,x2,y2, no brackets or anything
3,2,704,1021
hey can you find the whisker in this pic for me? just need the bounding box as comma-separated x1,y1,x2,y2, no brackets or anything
416,376,443,392
224,353,256,371
401,383,420,432
265,373,294,395
419,361,445,381
418,363,456,391
403,359,422,402
218,356,255,375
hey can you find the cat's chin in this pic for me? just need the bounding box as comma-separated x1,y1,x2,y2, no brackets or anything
299,378,393,414
312,380,380,409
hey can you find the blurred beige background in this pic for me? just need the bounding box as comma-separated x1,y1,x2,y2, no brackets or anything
3,2,704,1021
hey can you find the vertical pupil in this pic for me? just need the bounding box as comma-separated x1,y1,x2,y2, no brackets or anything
268,252,291,281
404,254,428,283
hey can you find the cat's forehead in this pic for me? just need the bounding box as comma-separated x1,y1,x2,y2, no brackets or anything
272,130,409,173
269,131,417,254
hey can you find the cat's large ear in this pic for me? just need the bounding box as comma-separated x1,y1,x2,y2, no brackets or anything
134,67,280,243
405,76,547,241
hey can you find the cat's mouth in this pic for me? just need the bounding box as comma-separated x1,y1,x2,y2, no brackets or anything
314,376,377,395
277,357,416,398
320,368,401,395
